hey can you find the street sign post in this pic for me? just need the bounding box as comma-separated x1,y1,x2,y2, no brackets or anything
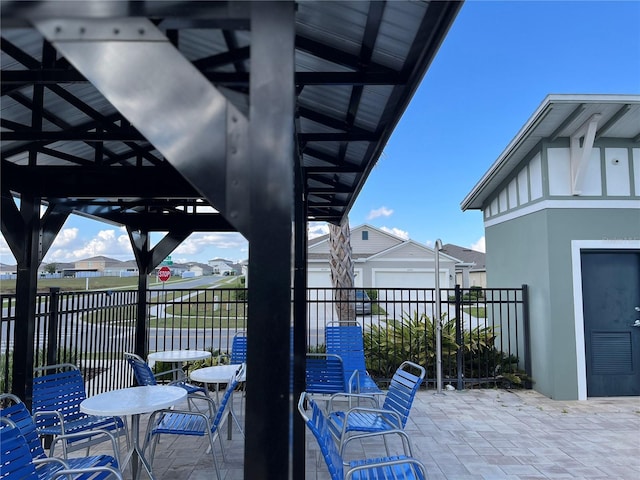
158,266,172,282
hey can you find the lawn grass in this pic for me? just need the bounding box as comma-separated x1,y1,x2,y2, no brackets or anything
463,305,487,318
0,275,169,294
0,275,221,294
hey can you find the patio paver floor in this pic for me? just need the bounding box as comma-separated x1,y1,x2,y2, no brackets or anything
78,388,640,479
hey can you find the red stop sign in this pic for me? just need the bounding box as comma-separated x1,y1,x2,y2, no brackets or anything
158,266,171,282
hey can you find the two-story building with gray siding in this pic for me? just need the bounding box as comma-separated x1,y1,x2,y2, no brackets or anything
462,94,640,400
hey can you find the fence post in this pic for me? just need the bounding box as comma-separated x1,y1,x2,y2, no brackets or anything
46,288,60,366
522,284,531,379
455,284,464,390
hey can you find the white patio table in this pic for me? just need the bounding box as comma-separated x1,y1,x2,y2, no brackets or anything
80,385,186,480
147,349,211,381
190,364,246,439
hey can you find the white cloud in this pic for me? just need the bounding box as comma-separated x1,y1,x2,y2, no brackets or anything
471,236,486,253
41,229,134,263
380,226,409,240
175,232,247,257
70,229,133,260
367,206,393,220
0,236,13,263
308,222,329,239
53,228,79,247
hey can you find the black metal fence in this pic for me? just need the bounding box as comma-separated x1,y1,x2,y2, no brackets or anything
1,285,529,396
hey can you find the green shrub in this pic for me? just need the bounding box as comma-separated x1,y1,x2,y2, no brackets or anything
363,311,458,378
307,344,326,354
364,289,378,301
363,310,530,389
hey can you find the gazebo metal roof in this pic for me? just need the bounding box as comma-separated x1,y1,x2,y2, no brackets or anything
2,0,462,229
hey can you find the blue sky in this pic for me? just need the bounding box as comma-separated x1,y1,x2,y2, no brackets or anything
1,0,639,266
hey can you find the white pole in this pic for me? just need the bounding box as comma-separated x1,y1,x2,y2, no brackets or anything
434,238,443,394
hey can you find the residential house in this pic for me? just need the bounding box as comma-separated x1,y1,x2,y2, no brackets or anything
74,256,123,274
186,263,214,277
208,258,236,276
440,244,486,288
307,224,459,292
462,94,640,400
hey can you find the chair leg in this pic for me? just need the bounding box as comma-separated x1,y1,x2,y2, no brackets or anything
215,428,227,462
148,433,161,468
230,410,245,439
228,390,245,438
207,430,222,480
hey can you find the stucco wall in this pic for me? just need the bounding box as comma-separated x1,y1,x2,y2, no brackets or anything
486,211,554,397
487,207,640,400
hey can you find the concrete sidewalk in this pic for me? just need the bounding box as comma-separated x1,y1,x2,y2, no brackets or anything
85,388,640,479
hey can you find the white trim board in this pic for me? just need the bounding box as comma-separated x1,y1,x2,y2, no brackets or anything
485,199,640,227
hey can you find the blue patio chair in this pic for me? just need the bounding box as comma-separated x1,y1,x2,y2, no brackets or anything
0,394,121,480
124,352,211,415
31,363,128,457
327,361,426,456
0,417,123,480
215,331,247,414
146,363,246,480
306,353,347,397
325,322,383,397
297,392,427,480
217,331,247,365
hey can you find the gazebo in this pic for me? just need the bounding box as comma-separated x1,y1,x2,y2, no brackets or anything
0,1,463,477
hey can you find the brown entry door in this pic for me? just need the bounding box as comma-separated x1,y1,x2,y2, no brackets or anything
581,250,640,396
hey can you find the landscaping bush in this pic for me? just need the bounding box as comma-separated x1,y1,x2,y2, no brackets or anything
363,311,458,379
363,310,530,388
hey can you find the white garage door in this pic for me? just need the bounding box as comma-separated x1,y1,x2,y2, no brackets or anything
308,268,364,288
373,270,448,289
308,268,363,306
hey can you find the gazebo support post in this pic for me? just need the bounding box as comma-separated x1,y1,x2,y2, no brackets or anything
245,2,296,479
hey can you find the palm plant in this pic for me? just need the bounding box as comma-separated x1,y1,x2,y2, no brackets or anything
328,219,356,323
362,310,529,389
364,311,459,378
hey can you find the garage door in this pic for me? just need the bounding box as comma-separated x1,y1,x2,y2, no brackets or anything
308,269,333,288
308,268,364,302
373,270,448,289
308,268,364,288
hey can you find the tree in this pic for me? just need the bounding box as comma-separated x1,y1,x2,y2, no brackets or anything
44,263,57,274
329,218,356,323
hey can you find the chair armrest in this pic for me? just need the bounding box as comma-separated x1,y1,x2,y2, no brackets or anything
327,392,378,411
348,370,360,392
51,466,123,480
345,457,427,480
33,457,69,468
216,354,231,365
185,392,214,403
33,410,65,431
50,429,120,463
341,406,404,429
152,408,211,420
341,428,414,457
185,392,216,416
154,368,185,382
